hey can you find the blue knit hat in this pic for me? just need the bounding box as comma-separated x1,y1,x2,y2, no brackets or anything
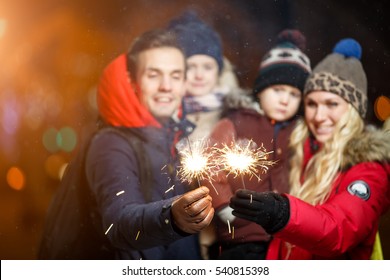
168,10,224,71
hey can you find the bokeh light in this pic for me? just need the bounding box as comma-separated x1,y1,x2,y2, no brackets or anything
42,127,59,153
374,96,390,121
1,91,21,135
42,126,78,153
6,166,26,191
44,154,67,180
57,126,77,152
0,18,7,39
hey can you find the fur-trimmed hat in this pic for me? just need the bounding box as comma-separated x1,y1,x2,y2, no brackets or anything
304,38,368,118
253,29,311,96
168,10,223,71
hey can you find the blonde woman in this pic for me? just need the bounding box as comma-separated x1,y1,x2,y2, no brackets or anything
230,38,390,259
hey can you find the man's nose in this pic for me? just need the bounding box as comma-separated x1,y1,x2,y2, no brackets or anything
159,76,172,91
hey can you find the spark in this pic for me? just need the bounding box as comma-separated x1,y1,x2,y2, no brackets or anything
215,139,275,187
165,185,175,193
177,139,219,194
116,190,125,196
227,219,231,234
135,230,140,240
105,223,113,235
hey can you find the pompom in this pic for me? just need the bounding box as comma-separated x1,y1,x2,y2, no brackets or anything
168,10,201,29
276,29,307,51
332,38,362,60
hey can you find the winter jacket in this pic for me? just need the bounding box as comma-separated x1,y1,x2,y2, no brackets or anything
85,54,199,259
205,91,298,244
267,127,390,259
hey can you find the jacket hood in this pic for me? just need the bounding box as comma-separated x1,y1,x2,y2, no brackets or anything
222,87,263,115
97,54,161,128
342,126,390,169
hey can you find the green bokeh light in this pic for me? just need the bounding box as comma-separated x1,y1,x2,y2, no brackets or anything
42,127,59,153
56,126,77,152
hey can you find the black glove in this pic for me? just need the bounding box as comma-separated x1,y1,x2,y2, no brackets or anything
230,189,290,234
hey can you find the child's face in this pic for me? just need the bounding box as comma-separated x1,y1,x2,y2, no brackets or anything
185,54,219,96
257,85,302,122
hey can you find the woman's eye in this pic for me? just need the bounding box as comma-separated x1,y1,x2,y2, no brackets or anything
328,102,338,107
306,101,316,107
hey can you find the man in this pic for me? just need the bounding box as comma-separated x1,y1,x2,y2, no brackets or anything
87,28,214,259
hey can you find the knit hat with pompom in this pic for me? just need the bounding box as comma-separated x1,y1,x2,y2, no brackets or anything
253,29,311,96
304,38,367,118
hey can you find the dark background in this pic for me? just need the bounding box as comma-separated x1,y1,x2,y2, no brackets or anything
0,0,389,259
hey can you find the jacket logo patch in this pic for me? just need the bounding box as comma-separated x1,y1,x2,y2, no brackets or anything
347,180,370,201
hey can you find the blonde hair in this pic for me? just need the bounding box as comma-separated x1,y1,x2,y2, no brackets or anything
384,117,390,132
289,104,364,205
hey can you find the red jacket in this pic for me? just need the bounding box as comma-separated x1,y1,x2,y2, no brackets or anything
267,132,390,259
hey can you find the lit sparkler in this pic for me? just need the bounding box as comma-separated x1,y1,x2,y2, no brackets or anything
177,138,219,194
215,139,275,188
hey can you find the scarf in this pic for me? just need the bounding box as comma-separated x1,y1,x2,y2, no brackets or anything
183,88,227,114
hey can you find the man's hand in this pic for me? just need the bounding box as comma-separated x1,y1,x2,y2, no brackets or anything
171,186,214,234
230,189,290,234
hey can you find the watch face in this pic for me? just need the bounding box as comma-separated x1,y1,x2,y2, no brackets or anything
347,180,370,201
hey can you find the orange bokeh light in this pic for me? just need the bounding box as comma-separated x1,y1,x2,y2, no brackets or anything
374,95,390,122
6,166,26,191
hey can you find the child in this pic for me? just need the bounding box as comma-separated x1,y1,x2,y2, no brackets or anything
168,10,238,142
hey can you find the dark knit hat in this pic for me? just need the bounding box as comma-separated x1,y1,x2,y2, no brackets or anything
253,29,311,96
168,10,223,71
304,38,367,118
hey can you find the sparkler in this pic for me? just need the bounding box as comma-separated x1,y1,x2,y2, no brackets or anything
215,139,275,189
177,138,219,195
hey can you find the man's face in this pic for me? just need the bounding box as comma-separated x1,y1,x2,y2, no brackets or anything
136,47,186,123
